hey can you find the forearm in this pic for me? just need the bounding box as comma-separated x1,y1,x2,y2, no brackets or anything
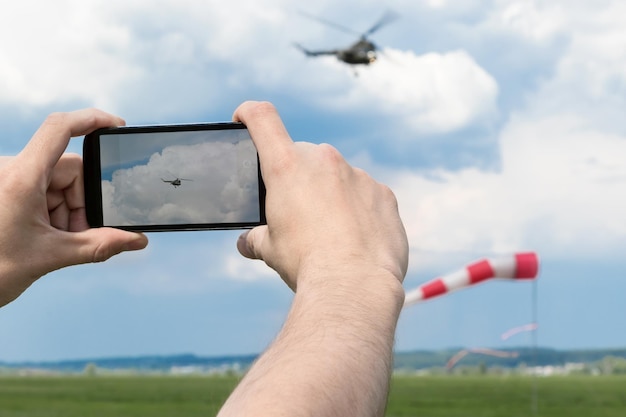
218,271,405,417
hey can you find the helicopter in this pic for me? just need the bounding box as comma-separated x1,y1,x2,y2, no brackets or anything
294,10,398,67
161,178,193,188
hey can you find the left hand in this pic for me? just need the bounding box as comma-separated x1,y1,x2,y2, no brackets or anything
0,109,148,307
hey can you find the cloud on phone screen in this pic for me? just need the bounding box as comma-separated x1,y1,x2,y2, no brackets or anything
102,139,259,226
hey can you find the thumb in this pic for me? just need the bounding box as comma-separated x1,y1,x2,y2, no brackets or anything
237,226,268,260
57,228,148,267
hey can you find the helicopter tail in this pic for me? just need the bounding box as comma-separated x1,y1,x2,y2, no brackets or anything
293,43,337,57
293,43,314,56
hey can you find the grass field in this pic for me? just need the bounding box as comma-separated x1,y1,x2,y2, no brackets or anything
387,375,626,417
0,374,625,416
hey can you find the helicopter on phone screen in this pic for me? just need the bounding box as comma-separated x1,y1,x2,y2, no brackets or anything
161,178,193,188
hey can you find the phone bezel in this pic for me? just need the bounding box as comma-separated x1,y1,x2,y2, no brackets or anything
83,122,266,232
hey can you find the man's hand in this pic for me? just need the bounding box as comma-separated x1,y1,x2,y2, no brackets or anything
0,109,148,307
234,101,408,292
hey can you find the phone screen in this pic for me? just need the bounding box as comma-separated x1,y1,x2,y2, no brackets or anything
84,123,265,231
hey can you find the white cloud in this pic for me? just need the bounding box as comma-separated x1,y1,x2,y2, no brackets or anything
371,8,626,269
224,254,278,282
485,0,565,42
58,231,278,295
0,0,295,117
386,112,626,272
424,0,447,7
522,23,626,134
288,46,499,136
0,0,140,110
346,49,499,134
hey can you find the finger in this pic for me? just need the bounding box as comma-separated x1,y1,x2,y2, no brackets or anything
19,109,125,178
49,153,84,211
237,226,268,260
232,101,294,169
53,228,148,268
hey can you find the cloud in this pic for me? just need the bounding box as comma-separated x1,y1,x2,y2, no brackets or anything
0,0,140,110
385,112,626,271
224,254,278,282
335,48,499,134
482,0,566,42
56,230,279,296
0,0,294,118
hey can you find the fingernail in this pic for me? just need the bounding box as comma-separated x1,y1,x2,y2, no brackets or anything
125,234,148,251
238,230,250,241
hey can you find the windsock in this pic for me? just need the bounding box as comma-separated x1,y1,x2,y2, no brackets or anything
446,347,519,370
501,322,539,341
404,252,539,308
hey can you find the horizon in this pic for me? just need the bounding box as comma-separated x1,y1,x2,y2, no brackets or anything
4,345,626,367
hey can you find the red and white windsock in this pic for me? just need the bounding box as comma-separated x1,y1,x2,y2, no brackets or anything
446,347,519,370
403,252,539,308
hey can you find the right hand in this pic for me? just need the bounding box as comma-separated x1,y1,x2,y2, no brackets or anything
233,101,408,293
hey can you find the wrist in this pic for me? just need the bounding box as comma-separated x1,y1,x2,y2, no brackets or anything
291,265,406,331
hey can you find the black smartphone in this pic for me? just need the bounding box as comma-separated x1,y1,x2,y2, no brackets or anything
83,122,266,232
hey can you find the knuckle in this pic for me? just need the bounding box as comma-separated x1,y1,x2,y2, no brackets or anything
41,112,71,138
58,152,83,169
317,143,346,168
243,101,277,121
43,112,68,127
92,242,113,263
380,183,399,206
76,108,100,128
269,152,295,176
82,108,106,125
50,153,83,192
379,182,395,198
352,166,370,179
318,142,341,157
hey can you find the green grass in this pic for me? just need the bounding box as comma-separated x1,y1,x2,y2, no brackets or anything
0,375,624,416
387,375,626,417
0,375,238,417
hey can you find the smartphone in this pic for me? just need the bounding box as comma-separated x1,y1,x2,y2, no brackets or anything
83,122,266,232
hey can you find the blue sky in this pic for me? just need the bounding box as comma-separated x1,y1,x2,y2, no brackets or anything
1,0,626,362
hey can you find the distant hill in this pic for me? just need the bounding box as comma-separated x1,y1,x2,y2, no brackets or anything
394,347,626,370
0,353,258,373
2,348,626,373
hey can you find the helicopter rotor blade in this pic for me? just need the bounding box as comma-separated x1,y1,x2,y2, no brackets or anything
363,9,399,37
298,10,362,37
